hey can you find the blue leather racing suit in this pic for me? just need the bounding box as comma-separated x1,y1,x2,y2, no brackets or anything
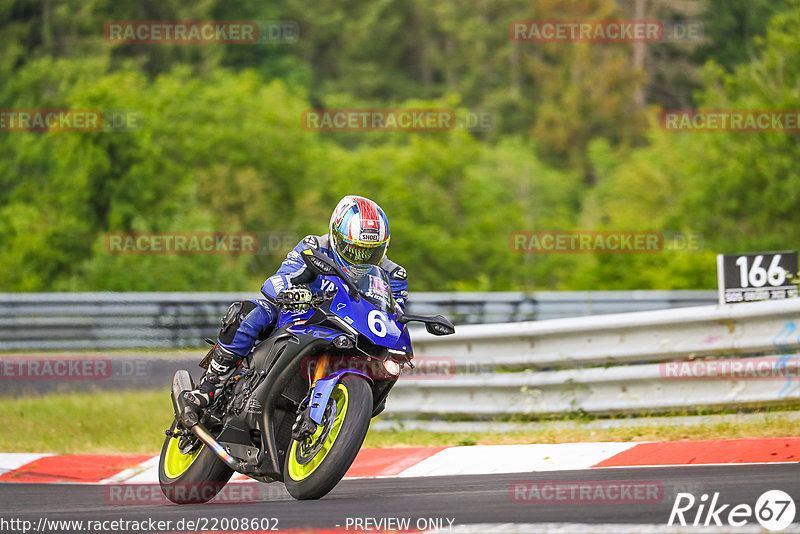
216,234,408,358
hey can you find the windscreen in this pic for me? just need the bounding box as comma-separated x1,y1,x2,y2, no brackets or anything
343,264,395,313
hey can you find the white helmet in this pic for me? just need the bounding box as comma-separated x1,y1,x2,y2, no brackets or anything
329,195,390,267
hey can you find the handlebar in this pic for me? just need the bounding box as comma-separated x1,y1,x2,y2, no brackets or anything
273,289,331,310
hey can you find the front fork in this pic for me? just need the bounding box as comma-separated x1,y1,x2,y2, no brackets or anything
292,364,371,441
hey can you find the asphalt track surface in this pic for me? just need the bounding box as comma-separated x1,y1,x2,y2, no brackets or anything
1,464,798,532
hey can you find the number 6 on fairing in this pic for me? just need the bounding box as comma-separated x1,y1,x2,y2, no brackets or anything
368,310,387,337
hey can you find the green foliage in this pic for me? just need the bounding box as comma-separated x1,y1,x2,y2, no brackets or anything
580,4,800,288
0,1,798,293
693,0,797,72
0,57,580,291
674,6,800,256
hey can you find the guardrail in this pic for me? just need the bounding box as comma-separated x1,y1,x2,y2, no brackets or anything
1,298,797,416
0,290,715,351
387,298,800,416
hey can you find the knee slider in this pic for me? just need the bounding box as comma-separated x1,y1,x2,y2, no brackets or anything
218,301,258,345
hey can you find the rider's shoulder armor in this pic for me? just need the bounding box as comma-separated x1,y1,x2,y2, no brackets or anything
380,256,407,281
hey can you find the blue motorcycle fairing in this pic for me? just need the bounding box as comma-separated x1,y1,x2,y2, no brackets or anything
326,276,405,349
285,325,341,341
274,274,407,350
395,325,413,354
308,369,372,424
275,307,314,329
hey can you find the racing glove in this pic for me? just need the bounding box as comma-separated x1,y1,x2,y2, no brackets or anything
276,285,313,312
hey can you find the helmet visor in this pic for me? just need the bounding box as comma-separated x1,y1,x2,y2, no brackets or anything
332,232,387,266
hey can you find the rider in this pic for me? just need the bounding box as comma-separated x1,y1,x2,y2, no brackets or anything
184,195,409,409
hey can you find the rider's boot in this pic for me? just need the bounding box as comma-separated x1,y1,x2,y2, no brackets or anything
183,344,241,409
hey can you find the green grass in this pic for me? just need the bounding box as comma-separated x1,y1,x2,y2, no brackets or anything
2,391,172,454
1,391,798,454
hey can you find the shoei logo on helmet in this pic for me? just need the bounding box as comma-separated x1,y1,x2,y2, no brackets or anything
360,231,379,242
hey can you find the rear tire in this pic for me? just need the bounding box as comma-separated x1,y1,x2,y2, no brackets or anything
284,375,372,500
158,421,234,504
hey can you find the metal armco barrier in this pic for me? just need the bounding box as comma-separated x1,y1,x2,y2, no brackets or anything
0,290,714,351
0,297,798,416
389,298,800,415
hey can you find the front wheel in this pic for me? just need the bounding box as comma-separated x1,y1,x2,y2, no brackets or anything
284,375,372,500
158,421,234,504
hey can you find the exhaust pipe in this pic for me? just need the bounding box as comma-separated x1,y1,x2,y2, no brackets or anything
170,370,243,473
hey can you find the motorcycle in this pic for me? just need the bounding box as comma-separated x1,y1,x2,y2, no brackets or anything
158,247,455,501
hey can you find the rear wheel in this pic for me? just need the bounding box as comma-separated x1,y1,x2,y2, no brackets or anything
284,375,372,500
158,421,233,504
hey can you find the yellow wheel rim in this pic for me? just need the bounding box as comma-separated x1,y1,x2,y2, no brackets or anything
163,433,203,479
288,384,349,481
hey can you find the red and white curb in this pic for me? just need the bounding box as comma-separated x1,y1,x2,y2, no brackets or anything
0,453,54,477
0,437,797,484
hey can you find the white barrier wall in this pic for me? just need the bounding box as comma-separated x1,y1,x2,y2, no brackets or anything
391,299,800,415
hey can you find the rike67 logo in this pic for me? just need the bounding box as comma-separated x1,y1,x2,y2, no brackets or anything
669,490,796,531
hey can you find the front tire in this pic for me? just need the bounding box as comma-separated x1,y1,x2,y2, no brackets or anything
158,421,234,504
284,375,372,500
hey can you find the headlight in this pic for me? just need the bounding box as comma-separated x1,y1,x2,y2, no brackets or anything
383,359,400,376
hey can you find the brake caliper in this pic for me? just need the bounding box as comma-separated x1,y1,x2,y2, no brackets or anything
291,399,318,441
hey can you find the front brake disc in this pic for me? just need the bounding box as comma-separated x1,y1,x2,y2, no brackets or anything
294,400,338,465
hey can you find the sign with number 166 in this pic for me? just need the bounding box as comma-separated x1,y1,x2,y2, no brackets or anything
717,251,799,304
